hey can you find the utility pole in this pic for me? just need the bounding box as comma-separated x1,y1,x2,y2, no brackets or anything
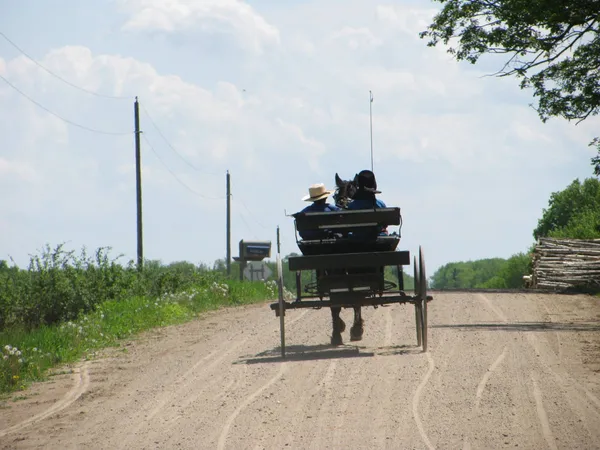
134,97,143,270
369,90,374,172
277,226,281,254
226,170,231,277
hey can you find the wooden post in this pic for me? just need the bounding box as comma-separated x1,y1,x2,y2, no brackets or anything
226,170,231,277
134,97,143,270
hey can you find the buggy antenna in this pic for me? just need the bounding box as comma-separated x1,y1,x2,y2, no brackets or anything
369,90,374,172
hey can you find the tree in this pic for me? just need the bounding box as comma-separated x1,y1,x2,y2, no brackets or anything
533,177,600,239
420,0,600,175
430,258,507,288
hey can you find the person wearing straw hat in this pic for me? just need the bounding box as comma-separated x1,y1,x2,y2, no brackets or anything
297,183,341,240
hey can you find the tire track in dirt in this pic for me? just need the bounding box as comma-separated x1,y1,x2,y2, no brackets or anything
412,352,436,450
329,355,369,446
371,306,395,448
307,361,338,449
217,363,288,450
119,310,311,449
327,306,397,448
117,339,246,449
0,361,90,438
477,293,508,322
212,364,248,402
478,294,600,446
406,293,465,450
474,346,508,411
461,294,511,450
519,297,600,431
273,361,334,448
531,373,558,450
476,294,549,444
523,330,600,440
535,295,600,414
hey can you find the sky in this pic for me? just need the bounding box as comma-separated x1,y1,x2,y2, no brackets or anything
0,0,598,276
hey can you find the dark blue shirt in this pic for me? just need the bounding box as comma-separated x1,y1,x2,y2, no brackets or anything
298,202,341,240
300,202,341,214
347,198,387,209
347,192,388,237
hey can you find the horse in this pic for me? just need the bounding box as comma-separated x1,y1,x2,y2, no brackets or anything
333,173,358,209
327,172,363,345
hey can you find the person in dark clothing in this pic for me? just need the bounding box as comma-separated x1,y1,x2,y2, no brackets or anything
347,170,388,236
297,183,341,240
347,169,387,210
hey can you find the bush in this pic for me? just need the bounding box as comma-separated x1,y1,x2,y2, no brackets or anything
534,178,600,240
0,244,232,331
430,253,532,289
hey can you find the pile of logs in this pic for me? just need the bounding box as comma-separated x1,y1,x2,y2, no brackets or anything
532,238,600,291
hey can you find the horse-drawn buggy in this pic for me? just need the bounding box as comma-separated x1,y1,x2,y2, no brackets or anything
270,172,433,358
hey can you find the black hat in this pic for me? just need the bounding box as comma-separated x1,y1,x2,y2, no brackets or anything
357,170,381,193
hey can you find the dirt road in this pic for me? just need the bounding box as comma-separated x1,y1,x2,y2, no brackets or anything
1,292,599,449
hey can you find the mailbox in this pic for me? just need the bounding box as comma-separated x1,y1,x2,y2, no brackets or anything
239,240,271,261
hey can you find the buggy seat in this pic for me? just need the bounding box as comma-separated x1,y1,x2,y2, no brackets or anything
293,207,402,256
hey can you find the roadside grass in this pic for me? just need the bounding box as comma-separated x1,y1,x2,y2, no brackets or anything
0,279,280,396
0,243,290,396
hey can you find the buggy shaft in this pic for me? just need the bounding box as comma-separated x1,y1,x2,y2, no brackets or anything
269,295,433,312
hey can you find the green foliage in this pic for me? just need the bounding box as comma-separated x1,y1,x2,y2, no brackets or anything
420,0,600,174
534,178,600,240
0,244,237,330
0,253,274,394
498,253,532,288
548,208,600,239
431,253,532,289
430,258,507,288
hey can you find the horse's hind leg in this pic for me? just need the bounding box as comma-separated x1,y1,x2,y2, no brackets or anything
331,306,344,346
350,306,364,341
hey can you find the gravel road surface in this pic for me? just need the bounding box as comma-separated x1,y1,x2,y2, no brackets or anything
1,292,599,449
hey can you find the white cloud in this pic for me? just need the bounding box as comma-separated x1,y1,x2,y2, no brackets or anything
0,158,38,182
376,5,439,37
330,27,383,50
0,0,597,274
117,0,280,53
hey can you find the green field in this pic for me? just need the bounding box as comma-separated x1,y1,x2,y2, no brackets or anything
0,244,285,395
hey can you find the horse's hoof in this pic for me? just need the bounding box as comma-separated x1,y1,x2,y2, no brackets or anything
331,333,343,346
350,325,364,341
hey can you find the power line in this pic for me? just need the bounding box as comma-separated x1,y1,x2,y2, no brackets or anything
139,101,221,176
232,196,268,229
141,134,226,200
0,31,131,100
237,211,259,239
0,73,132,136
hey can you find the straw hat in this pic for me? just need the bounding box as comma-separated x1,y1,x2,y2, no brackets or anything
302,183,335,202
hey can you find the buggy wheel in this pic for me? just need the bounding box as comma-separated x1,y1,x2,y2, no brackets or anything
413,255,422,347
419,246,428,352
276,254,286,358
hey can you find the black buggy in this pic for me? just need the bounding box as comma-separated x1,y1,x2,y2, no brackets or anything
270,206,432,357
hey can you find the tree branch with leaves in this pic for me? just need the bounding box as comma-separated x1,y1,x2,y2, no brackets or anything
420,0,600,175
